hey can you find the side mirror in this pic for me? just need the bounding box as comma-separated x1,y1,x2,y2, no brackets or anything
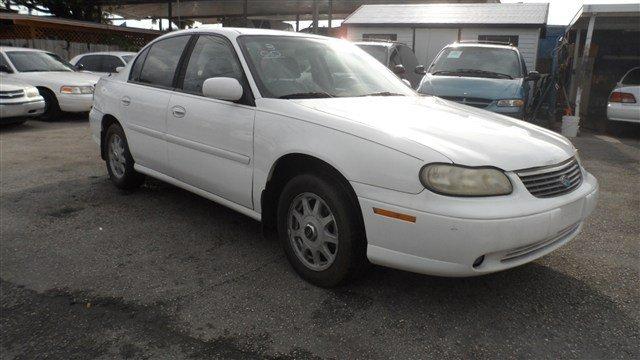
202,77,243,101
115,66,124,73
75,63,84,71
392,64,406,75
0,64,13,73
525,71,540,82
401,79,411,87
414,65,426,75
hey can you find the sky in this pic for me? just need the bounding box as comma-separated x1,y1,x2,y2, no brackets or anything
11,1,640,29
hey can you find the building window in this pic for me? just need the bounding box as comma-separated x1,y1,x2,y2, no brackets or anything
363,34,398,42
478,35,519,47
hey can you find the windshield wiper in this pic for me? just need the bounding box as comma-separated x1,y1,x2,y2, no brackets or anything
455,69,513,79
359,91,405,97
279,92,334,99
431,70,459,76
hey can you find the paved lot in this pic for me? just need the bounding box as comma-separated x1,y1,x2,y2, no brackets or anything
1,117,639,359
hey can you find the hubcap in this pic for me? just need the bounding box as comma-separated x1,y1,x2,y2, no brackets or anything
108,134,126,178
287,192,338,271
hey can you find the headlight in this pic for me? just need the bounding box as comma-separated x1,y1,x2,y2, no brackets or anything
60,85,94,94
496,99,524,107
420,164,513,196
25,87,40,98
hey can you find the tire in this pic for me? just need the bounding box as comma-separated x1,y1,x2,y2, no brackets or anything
38,88,61,121
277,173,368,287
104,123,145,190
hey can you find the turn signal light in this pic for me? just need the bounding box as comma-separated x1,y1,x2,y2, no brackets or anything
609,92,636,103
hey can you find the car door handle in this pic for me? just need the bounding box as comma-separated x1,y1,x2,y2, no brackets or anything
120,96,131,106
171,105,186,118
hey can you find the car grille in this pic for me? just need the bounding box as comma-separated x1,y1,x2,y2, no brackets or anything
0,90,24,99
516,157,583,198
440,96,493,108
500,223,580,263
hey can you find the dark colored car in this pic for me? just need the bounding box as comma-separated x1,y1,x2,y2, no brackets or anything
355,41,422,88
416,42,540,119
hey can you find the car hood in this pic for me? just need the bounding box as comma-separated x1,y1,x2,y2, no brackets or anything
419,74,523,100
0,78,33,91
11,71,101,88
293,96,574,171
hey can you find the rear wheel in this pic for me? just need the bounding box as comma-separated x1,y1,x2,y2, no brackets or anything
277,173,368,287
38,88,60,121
105,123,145,190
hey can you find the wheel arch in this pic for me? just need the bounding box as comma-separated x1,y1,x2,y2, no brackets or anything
260,152,364,234
100,114,121,160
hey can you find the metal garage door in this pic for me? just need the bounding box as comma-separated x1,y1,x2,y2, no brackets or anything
414,29,459,67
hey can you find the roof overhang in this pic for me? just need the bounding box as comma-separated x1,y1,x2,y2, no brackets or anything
568,4,640,31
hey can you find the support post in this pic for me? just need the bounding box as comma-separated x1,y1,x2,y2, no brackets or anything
312,0,319,34
243,0,248,25
167,0,172,31
295,13,299,32
328,0,333,29
574,15,595,118
569,29,581,101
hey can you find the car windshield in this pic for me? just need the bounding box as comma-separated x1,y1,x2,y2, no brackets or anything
355,44,388,64
121,55,134,63
6,51,75,72
429,46,522,79
238,35,414,99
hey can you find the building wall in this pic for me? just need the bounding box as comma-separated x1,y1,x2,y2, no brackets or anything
460,27,541,71
346,26,414,48
347,25,541,71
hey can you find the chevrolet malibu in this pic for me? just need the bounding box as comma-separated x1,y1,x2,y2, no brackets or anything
90,28,598,287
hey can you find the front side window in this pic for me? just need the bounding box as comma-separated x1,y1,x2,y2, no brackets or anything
181,35,243,95
238,35,415,99
429,46,522,79
6,51,74,72
138,35,190,88
76,55,102,72
622,68,640,85
0,54,13,73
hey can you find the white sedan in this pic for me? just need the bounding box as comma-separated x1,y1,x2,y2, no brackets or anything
70,51,136,77
90,28,599,287
0,46,101,120
607,67,640,124
0,78,45,125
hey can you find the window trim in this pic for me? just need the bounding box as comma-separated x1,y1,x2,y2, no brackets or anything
174,33,256,107
128,34,192,91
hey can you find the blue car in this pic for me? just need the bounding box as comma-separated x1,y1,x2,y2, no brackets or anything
416,42,540,119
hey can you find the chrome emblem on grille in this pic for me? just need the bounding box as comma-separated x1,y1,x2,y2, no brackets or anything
559,174,572,188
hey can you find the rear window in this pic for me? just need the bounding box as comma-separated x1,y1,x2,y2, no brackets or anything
622,68,640,85
356,45,388,64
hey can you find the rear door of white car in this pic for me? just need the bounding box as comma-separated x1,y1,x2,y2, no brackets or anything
165,34,255,208
123,35,191,174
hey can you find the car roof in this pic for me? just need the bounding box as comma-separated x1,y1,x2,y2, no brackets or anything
0,46,47,53
151,27,328,43
446,42,519,51
75,51,136,57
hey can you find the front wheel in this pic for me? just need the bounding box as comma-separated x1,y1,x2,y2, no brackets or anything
105,123,145,190
277,173,368,287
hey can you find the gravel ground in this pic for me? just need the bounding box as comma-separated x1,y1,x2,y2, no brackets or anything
1,117,639,359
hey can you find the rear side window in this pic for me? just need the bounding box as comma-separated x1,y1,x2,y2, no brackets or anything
398,45,418,70
129,47,150,82
622,69,640,85
138,36,190,88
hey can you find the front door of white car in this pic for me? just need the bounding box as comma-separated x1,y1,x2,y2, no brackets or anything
165,35,255,208
124,35,191,174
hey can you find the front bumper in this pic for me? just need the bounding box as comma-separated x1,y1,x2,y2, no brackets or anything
0,99,45,119
354,171,599,277
486,104,525,119
57,93,94,113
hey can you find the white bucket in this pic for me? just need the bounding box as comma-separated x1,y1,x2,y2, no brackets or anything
561,115,580,137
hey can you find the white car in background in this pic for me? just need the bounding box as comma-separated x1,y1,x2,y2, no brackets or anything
70,51,136,77
0,78,45,125
0,46,101,120
607,67,640,124
91,28,598,287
